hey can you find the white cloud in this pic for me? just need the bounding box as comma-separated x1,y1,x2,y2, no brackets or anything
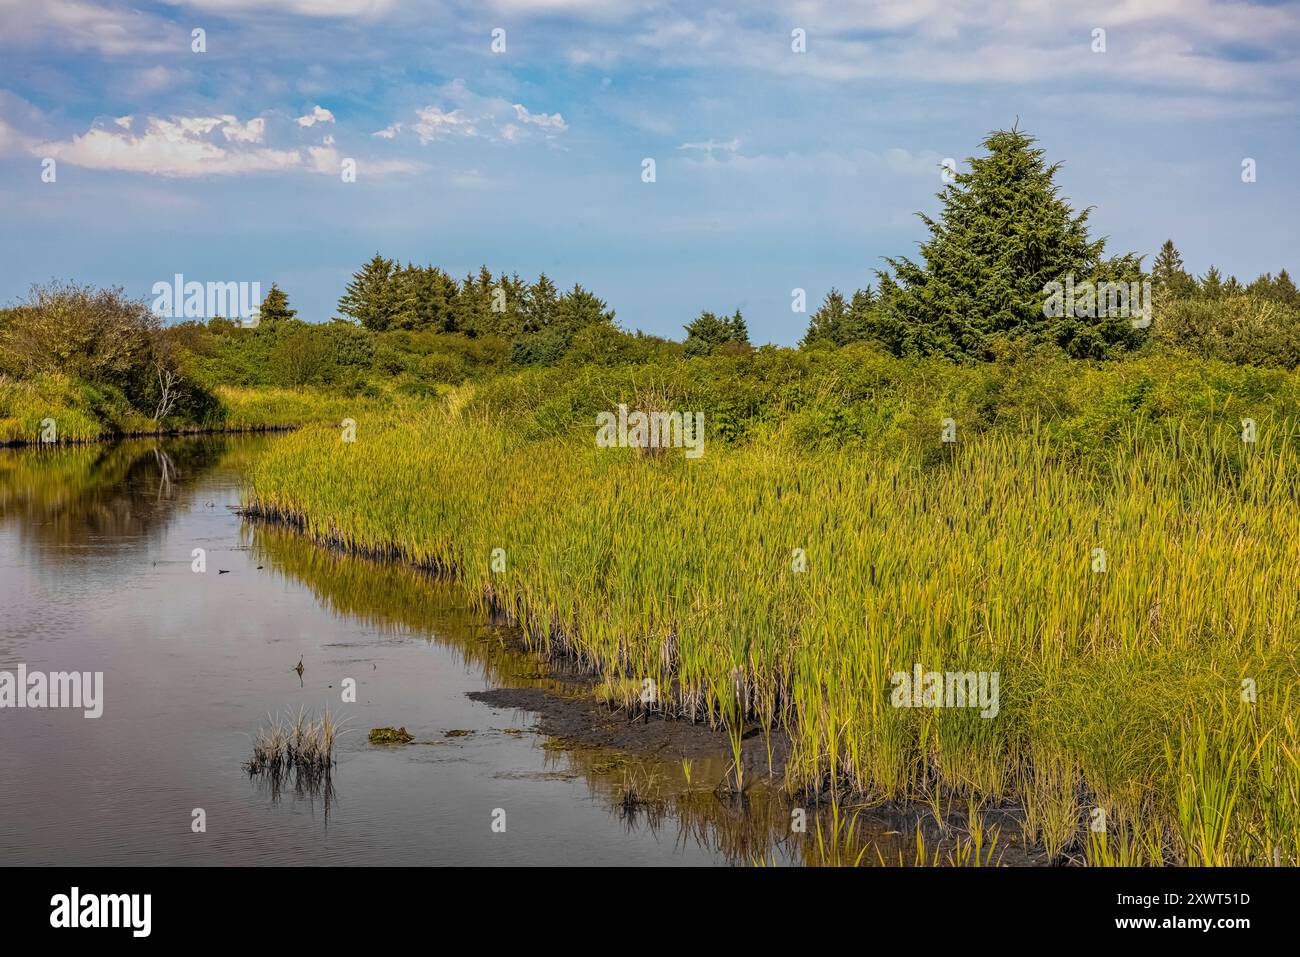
761,0,1300,97
678,138,739,154
411,106,477,143
220,115,266,143
511,103,567,133
507,0,1300,109
31,112,415,178
0,0,177,55
391,80,569,146
124,65,181,96
296,105,336,127
37,116,301,176
304,139,421,176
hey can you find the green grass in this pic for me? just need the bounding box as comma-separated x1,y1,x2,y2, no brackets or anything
0,372,380,446
244,356,1300,865
0,373,139,444
209,384,384,432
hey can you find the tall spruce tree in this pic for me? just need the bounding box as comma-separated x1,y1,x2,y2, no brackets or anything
257,283,296,325
869,126,1145,360
1152,240,1197,299
847,287,877,341
521,273,559,334
456,267,490,337
683,311,730,356
684,309,749,356
1200,266,1224,300
392,264,459,332
727,309,749,345
337,254,397,330
555,284,615,331
1273,269,1299,308
802,289,850,346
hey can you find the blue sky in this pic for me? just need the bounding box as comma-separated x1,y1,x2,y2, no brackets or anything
1,0,1297,344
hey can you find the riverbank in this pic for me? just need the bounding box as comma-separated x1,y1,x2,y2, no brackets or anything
0,379,372,447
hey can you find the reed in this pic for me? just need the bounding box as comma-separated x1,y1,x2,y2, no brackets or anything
246,706,347,783
244,382,1300,864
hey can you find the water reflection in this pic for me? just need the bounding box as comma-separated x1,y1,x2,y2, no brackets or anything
0,436,261,556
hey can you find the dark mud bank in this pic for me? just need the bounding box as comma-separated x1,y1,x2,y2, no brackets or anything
469,686,791,775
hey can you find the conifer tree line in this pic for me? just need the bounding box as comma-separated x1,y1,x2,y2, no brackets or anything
333,256,754,361
336,258,615,339
798,127,1299,366
322,125,1296,367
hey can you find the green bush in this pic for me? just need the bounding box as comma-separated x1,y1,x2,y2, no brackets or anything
1153,294,1300,368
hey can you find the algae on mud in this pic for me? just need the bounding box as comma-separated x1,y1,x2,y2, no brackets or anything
368,727,415,744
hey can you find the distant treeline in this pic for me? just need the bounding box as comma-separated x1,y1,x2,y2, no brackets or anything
331,255,751,364
2,125,1298,439
321,127,1299,368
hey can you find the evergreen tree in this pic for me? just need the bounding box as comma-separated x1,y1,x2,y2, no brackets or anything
456,268,490,337
847,287,878,343
1152,240,1196,299
727,309,749,345
511,282,615,366
337,254,397,330
392,264,459,332
496,271,527,339
1200,266,1224,300
257,283,296,325
802,289,850,346
1246,273,1274,298
1274,269,1300,309
869,126,1145,360
521,273,559,334
555,284,615,331
684,309,748,356
683,311,729,357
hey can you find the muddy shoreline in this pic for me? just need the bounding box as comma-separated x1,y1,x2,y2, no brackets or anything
468,685,792,772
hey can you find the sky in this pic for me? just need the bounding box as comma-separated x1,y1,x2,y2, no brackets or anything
0,0,1297,344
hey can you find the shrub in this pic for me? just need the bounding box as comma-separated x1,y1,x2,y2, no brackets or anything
271,324,333,387
1154,294,1300,368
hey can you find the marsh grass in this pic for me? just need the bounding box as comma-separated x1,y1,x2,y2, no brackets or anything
246,707,348,792
245,385,1300,865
